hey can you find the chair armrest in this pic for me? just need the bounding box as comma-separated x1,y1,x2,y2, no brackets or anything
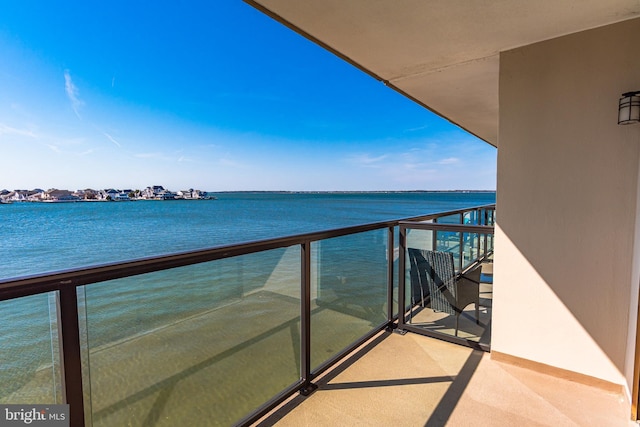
458,264,482,285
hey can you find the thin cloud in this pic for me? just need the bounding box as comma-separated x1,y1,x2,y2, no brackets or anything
103,132,121,147
437,157,460,165
135,152,163,159
402,161,431,171
0,124,36,138
47,144,61,153
218,157,244,168
347,153,388,167
403,124,430,133
64,70,84,119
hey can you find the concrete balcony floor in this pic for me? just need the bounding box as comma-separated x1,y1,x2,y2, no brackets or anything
255,331,635,427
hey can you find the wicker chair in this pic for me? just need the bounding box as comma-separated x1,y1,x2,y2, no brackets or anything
408,248,481,336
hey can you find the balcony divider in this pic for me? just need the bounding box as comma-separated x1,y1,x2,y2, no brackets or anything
397,221,495,351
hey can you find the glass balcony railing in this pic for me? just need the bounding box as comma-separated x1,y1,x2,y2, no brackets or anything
0,204,494,426
0,293,64,405
79,249,301,426
312,229,389,371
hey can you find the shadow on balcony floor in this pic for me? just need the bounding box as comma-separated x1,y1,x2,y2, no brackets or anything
255,331,633,427
407,282,492,346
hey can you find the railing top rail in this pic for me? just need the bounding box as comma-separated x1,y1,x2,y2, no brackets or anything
399,222,495,234
0,204,495,301
398,203,495,223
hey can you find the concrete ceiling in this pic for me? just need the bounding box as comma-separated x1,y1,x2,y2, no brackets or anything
246,0,640,147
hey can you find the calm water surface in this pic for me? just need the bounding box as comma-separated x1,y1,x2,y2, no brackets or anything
1,192,494,279
0,192,495,423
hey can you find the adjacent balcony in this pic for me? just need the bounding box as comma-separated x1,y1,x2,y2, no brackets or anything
1,204,626,426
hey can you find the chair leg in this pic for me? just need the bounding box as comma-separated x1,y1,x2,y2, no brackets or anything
476,303,480,325
455,314,459,337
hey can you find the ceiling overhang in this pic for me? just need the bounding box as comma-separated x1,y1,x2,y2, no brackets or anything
245,0,640,147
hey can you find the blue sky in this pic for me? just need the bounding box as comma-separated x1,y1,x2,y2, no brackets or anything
0,1,496,192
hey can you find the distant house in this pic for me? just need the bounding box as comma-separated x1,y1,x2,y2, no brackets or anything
8,190,28,202
141,185,177,200
27,190,45,202
178,189,208,200
99,189,119,201
114,192,131,201
43,189,79,202
176,190,189,199
156,190,175,200
141,186,165,200
81,189,98,200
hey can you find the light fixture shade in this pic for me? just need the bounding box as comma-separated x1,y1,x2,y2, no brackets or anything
618,92,640,125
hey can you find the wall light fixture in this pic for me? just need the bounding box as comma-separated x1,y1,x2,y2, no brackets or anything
618,91,640,125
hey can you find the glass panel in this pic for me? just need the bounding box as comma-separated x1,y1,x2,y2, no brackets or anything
435,230,461,271
311,230,388,370
47,293,64,404
403,227,433,309
463,211,479,225
477,208,492,226
406,229,493,347
487,230,495,253
462,232,479,268
483,209,493,226
0,292,63,404
77,287,93,427
435,213,462,224
82,247,300,427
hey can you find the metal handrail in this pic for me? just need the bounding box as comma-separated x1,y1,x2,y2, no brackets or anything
399,222,495,233
0,203,495,426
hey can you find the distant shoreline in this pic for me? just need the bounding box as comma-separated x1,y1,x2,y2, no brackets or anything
209,190,496,194
1,188,495,204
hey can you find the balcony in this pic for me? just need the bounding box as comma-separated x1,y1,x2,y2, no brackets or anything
1,204,629,426
254,331,632,426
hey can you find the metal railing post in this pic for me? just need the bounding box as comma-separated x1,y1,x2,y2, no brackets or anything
386,226,395,325
299,241,317,395
476,209,481,259
459,213,464,270
59,285,85,427
432,217,438,251
485,209,489,255
397,226,407,331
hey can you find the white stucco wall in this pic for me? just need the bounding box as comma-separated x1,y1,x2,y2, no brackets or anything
494,18,640,389
628,141,640,397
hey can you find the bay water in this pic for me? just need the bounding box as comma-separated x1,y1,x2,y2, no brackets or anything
0,191,495,424
1,191,495,279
